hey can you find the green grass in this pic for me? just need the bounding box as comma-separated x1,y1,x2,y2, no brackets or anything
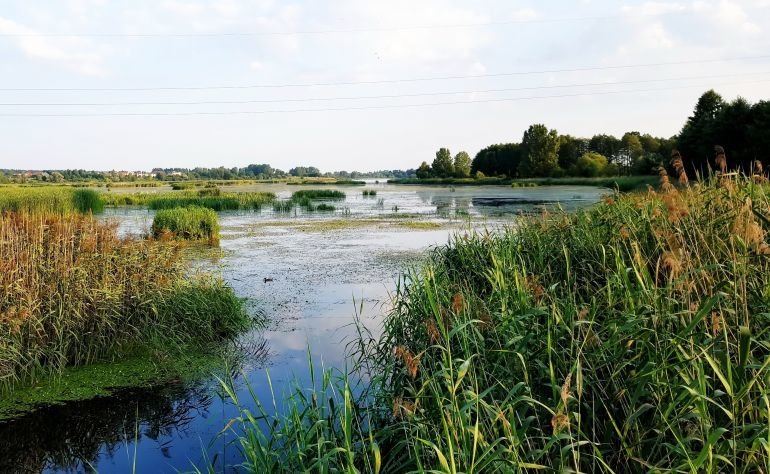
0,187,103,213
103,190,276,211
152,206,220,243
212,175,770,472
363,189,378,196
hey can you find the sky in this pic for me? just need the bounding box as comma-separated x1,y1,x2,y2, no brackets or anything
0,0,769,172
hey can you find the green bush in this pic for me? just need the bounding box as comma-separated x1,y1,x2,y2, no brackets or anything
151,206,219,243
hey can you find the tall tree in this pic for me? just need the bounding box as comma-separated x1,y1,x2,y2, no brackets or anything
432,148,454,178
677,89,725,170
519,124,560,177
453,151,472,177
472,143,522,177
589,134,622,163
557,135,588,171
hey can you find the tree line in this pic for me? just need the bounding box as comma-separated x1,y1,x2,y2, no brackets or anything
415,89,770,179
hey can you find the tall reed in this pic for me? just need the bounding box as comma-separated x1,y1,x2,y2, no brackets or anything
0,212,247,390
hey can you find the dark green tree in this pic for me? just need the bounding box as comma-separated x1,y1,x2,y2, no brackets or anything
519,124,560,177
416,161,432,179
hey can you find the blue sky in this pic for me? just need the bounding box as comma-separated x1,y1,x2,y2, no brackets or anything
1,0,769,172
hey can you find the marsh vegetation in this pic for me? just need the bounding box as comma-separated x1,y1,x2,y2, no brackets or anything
216,172,770,473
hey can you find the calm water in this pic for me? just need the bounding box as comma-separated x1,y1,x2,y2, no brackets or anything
0,183,606,474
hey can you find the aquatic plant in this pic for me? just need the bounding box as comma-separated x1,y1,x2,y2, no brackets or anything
363,189,377,196
272,200,295,213
0,212,249,391
152,206,220,244
213,172,770,472
315,203,336,212
291,189,346,200
103,191,275,211
0,187,103,214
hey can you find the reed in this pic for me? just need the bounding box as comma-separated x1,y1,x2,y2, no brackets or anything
291,189,346,200
151,206,220,243
0,212,248,391
0,188,103,214
102,191,275,211
363,189,378,196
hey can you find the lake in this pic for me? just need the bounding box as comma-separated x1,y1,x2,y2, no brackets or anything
0,183,607,473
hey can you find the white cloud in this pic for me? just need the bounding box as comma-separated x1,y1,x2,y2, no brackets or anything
0,16,105,76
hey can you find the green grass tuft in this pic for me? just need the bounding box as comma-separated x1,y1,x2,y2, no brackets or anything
152,206,220,243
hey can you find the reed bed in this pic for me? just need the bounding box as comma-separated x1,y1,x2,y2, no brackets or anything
291,189,346,200
0,188,103,214
217,172,770,473
152,206,220,244
363,189,378,196
0,212,248,391
103,191,275,211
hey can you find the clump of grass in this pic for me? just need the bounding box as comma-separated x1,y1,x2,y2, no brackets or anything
0,187,103,214
103,191,275,211
0,212,248,391
315,203,336,212
291,189,346,200
170,182,194,190
363,189,377,197
272,200,295,213
213,172,770,472
152,206,219,244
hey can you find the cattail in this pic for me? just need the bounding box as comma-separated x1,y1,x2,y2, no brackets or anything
425,318,440,344
715,145,727,174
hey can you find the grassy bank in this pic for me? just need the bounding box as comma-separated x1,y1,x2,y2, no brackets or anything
0,212,250,391
388,175,657,191
0,188,103,214
511,175,658,191
217,175,770,472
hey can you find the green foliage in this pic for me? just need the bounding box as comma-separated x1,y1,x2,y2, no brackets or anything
151,206,220,243
415,161,432,179
431,148,454,178
363,190,377,196
519,124,560,177
452,151,472,178
471,143,522,177
574,151,609,177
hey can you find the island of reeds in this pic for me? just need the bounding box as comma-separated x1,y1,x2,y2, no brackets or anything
0,188,254,398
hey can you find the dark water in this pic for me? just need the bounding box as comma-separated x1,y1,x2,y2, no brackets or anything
0,184,606,473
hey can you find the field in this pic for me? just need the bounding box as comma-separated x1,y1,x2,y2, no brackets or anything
103,189,276,211
218,174,770,472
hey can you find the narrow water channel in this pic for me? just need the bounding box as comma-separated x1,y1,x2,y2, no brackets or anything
0,184,606,473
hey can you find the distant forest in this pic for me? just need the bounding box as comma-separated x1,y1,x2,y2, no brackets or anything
415,89,770,180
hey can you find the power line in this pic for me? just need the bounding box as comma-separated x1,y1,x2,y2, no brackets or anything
1,54,768,92
1,78,767,117
1,71,768,106
0,13,681,38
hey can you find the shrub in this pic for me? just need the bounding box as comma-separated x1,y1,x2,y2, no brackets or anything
152,206,219,243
